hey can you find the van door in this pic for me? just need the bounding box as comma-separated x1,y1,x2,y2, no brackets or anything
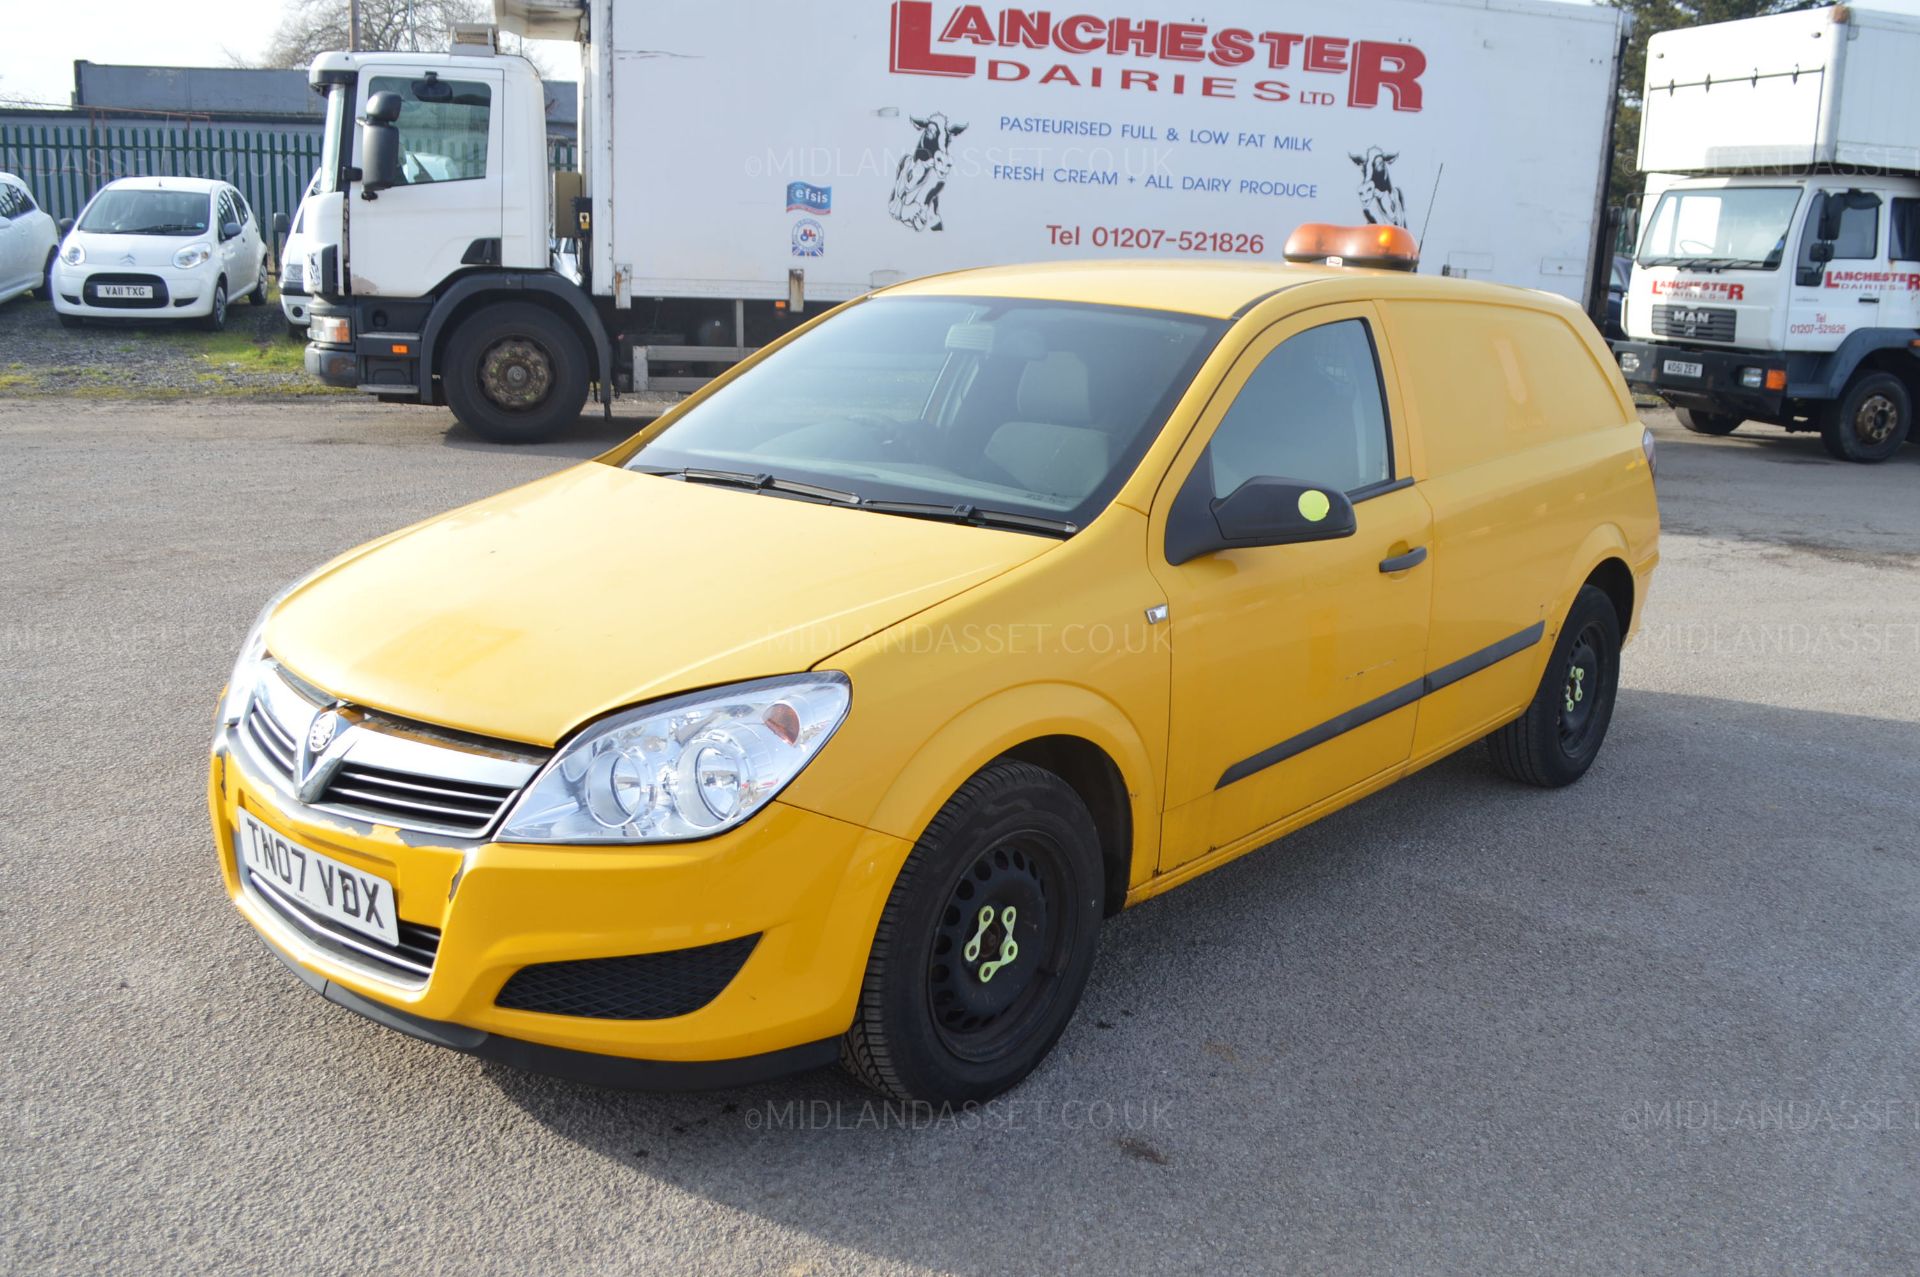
1150,304,1432,870
348,66,505,297
1789,188,1885,349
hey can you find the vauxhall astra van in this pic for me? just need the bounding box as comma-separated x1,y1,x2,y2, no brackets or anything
211,229,1660,1103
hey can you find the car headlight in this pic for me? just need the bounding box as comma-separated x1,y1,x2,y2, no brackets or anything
174,242,212,270
499,673,852,844
217,586,295,728
61,242,85,266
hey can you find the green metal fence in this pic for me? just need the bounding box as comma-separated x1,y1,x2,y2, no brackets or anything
0,120,323,231
1,118,580,231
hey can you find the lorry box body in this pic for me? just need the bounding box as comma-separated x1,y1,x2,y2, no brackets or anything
1614,6,1920,463
299,0,1627,440
1638,6,1920,176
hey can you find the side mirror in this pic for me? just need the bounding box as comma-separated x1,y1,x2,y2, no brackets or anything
57,217,74,236
272,210,289,240
1808,241,1835,264
360,91,405,195
220,220,242,241
1165,465,1358,566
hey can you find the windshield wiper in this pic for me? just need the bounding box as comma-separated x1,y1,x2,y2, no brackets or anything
637,466,860,505
859,499,1078,538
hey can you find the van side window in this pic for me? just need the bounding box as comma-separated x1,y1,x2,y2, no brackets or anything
1207,319,1391,498
0,182,22,220
368,76,492,184
1892,198,1920,262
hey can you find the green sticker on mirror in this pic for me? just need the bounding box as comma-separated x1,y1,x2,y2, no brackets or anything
1297,489,1331,522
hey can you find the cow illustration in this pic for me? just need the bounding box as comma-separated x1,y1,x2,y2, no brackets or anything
1350,147,1408,228
890,113,967,232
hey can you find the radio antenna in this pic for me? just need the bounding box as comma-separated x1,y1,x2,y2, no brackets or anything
1418,163,1444,267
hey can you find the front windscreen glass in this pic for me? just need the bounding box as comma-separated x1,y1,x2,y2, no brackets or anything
625,296,1224,530
1637,186,1801,270
77,189,211,236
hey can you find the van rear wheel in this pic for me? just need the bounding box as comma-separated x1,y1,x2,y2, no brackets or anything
1819,372,1910,463
1487,585,1621,788
443,302,589,444
1676,408,1742,436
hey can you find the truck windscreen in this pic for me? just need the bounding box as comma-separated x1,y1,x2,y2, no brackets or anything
1638,187,1802,270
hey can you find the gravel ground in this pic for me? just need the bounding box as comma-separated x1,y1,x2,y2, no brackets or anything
0,292,324,396
1,397,1918,1275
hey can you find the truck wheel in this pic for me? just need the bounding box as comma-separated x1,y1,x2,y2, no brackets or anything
841,761,1105,1104
1486,585,1621,788
1819,372,1911,463
443,303,589,444
1676,408,1742,436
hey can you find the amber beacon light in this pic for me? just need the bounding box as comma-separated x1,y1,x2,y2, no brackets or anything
1283,223,1421,271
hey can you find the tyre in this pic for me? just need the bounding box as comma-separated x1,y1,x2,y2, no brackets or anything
200,278,228,332
1818,371,1910,463
248,260,269,306
442,302,590,444
33,247,54,301
841,760,1106,1104
1676,407,1742,436
1487,584,1622,788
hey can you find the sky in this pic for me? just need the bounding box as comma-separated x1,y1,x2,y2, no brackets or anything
10,0,1920,109
0,0,576,107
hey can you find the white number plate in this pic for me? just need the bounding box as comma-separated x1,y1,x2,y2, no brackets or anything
238,810,399,946
1663,359,1704,379
97,284,153,299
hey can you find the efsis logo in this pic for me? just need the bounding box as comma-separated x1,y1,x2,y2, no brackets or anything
786,182,832,214
886,1,1427,111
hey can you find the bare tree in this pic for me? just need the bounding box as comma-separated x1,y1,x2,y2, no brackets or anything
261,0,493,68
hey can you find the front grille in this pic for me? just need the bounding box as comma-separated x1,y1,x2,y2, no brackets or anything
495,935,760,1020
241,854,442,981
1651,304,1736,342
238,664,545,839
82,272,170,309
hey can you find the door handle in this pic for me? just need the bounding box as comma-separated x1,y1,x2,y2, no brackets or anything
1378,546,1428,573
1858,296,1880,303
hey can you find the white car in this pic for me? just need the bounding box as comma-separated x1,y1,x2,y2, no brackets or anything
51,176,268,330
279,171,322,335
0,172,59,306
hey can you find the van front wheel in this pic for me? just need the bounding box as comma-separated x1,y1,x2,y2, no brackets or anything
443,302,589,444
841,761,1105,1105
1820,372,1911,463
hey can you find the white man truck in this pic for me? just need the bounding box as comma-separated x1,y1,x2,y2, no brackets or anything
1612,5,1920,463
301,0,1628,442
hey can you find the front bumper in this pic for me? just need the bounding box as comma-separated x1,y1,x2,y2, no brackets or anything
210,720,913,1085
1611,340,1787,417
50,263,218,318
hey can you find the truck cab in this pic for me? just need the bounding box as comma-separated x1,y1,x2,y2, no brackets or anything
1615,172,1920,459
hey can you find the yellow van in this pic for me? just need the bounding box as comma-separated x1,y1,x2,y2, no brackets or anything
211,240,1659,1103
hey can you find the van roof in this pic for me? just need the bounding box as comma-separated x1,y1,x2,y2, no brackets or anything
881,258,1586,321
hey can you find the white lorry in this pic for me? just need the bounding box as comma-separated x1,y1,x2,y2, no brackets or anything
301,0,1628,442
1613,5,1920,462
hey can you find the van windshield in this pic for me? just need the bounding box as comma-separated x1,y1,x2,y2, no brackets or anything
1638,186,1801,270
77,189,211,236
626,297,1224,532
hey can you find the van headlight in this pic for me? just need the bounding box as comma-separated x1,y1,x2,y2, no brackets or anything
174,242,212,270
61,242,85,266
499,674,852,844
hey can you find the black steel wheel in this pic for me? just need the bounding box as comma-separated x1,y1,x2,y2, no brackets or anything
1676,407,1742,436
842,761,1104,1104
443,301,589,444
1487,584,1622,787
1820,371,1910,463
199,278,228,332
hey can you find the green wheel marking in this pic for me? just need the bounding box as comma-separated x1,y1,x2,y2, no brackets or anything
1297,489,1331,523
976,906,1021,983
962,904,994,963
